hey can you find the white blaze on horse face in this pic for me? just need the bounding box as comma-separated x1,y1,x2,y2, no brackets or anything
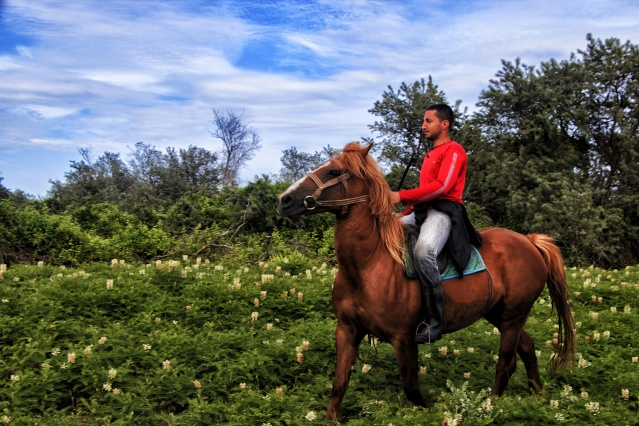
282,160,331,196
283,174,309,196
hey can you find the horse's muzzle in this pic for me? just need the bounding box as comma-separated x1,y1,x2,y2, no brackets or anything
277,193,296,216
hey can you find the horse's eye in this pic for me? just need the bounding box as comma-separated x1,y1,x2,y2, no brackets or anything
328,170,341,177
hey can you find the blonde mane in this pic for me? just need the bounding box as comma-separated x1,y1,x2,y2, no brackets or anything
334,142,405,266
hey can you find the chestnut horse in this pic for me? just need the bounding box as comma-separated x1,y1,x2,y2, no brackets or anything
277,142,574,421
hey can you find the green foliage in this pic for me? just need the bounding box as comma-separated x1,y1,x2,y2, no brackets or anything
1,173,338,266
440,380,502,425
68,202,133,238
464,35,639,267
163,193,232,233
0,176,10,200
529,182,627,266
107,223,170,260
0,200,94,265
47,142,222,216
269,252,311,276
0,260,638,424
224,176,290,234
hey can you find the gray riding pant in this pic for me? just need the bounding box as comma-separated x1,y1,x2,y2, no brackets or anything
401,209,452,287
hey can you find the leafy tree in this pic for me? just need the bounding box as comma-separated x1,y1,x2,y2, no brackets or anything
48,148,134,211
49,143,221,218
465,58,581,228
467,35,639,266
0,176,10,199
210,109,261,188
151,146,220,204
68,202,132,238
555,35,639,264
0,199,15,263
128,141,164,185
163,193,232,234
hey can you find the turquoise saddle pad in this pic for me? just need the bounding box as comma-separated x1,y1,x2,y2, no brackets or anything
405,245,486,281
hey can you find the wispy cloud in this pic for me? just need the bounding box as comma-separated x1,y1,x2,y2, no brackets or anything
1,0,638,195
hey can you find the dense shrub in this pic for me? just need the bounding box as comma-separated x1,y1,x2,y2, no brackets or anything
0,200,94,265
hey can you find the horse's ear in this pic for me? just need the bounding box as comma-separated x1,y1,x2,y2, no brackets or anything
361,142,374,157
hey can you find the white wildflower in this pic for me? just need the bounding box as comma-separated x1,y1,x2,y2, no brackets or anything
584,401,600,414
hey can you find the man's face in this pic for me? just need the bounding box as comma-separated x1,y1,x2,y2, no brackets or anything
421,110,446,141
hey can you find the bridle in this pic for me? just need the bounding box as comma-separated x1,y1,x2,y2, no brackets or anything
303,159,369,216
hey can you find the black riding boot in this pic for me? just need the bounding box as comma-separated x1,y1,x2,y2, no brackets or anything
415,281,443,344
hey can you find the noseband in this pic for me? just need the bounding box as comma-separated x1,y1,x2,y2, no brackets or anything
303,159,369,216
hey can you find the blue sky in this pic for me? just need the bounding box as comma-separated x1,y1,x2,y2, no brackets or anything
1,0,638,196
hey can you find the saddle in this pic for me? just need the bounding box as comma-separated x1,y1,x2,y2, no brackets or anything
404,240,486,281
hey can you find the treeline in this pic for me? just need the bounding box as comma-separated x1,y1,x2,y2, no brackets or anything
1,35,637,268
368,35,638,268
0,164,333,266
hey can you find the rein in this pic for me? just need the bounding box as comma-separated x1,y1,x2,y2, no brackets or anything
303,159,369,216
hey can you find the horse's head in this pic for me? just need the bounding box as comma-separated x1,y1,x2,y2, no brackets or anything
277,142,373,218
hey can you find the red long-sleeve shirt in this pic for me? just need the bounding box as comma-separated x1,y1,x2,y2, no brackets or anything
399,141,467,215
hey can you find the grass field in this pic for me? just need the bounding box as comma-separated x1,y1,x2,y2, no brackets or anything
0,258,637,425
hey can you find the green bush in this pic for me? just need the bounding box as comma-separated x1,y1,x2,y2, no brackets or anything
4,202,94,264
68,202,133,238
108,223,170,260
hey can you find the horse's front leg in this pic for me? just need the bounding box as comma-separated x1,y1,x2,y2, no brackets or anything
326,322,364,422
391,336,426,407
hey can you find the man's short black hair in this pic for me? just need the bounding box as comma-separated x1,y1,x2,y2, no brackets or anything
427,104,454,127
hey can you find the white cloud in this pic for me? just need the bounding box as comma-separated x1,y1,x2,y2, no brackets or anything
16,45,33,59
21,105,78,119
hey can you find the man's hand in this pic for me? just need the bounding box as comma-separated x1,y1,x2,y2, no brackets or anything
389,191,401,204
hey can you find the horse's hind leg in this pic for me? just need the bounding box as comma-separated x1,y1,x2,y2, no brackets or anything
326,323,365,421
517,330,542,394
391,337,426,407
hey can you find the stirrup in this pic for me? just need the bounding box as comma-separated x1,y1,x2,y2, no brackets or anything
415,321,434,344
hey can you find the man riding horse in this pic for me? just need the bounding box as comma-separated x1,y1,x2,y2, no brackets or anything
389,104,482,344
